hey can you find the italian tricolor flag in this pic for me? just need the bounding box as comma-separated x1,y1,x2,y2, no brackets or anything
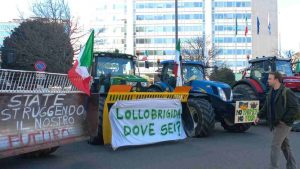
174,39,183,86
245,16,248,36
68,30,94,95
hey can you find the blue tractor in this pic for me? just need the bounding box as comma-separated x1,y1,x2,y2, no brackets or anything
147,60,251,137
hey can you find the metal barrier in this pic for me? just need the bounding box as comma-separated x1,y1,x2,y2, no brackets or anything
102,85,191,144
0,69,81,93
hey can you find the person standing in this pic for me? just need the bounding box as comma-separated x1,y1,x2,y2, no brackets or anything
254,71,299,169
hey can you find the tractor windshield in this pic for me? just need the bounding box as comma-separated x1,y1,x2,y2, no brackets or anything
96,57,134,76
276,61,293,77
183,64,205,82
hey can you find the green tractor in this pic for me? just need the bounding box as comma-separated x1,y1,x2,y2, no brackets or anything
89,52,148,144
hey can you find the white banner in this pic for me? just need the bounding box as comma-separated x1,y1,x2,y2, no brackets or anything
109,99,186,150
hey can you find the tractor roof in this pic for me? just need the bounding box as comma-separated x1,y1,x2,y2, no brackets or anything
161,60,205,66
94,52,136,59
249,56,291,63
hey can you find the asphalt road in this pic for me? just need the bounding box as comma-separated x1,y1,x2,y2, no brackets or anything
1,124,299,169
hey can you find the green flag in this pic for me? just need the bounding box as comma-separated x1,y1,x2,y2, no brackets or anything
80,30,94,67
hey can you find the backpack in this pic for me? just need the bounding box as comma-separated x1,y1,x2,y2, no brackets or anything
283,87,287,109
283,87,300,118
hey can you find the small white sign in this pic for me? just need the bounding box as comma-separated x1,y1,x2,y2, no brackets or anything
109,99,186,150
235,100,259,123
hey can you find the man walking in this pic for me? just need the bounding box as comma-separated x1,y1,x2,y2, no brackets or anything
254,72,299,169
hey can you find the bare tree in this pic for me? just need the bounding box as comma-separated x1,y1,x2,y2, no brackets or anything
31,0,84,55
182,37,220,66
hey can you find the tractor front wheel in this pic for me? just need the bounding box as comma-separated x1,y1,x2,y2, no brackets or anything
183,98,215,137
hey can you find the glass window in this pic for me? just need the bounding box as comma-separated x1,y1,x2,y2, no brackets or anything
157,3,164,8
245,2,251,7
166,3,172,8
149,3,154,8
247,37,251,43
182,64,205,82
96,57,134,76
276,61,293,76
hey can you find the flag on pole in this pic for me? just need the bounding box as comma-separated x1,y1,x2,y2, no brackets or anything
268,12,271,35
143,50,150,68
244,16,248,36
257,16,260,35
68,30,94,95
142,50,148,61
296,59,300,73
174,39,183,86
235,15,238,36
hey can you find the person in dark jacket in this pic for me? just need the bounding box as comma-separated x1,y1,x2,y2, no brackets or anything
254,71,299,169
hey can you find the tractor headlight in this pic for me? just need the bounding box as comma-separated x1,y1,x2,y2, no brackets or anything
217,87,227,101
141,82,148,87
126,82,137,86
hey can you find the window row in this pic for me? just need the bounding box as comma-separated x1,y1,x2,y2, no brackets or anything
218,49,252,55
136,14,203,21
216,60,249,67
213,13,251,20
136,25,202,33
213,1,251,8
136,38,193,44
213,37,251,43
138,50,176,56
214,25,251,31
136,2,203,9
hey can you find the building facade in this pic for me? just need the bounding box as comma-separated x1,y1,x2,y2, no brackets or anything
91,0,278,75
0,21,19,46
0,21,20,66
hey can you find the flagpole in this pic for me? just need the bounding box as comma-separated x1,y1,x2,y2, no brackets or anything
175,0,178,46
245,12,247,71
235,10,237,73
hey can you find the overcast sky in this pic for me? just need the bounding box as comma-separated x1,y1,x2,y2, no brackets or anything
0,0,299,52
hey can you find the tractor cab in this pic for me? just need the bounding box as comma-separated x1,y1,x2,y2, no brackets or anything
248,56,299,92
159,60,205,89
233,56,300,107
91,52,148,93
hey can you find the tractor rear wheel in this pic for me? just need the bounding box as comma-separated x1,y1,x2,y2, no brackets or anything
184,98,215,137
88,96,105,145
233,84,258,100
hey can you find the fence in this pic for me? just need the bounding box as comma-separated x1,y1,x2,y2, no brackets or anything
0,69,81,93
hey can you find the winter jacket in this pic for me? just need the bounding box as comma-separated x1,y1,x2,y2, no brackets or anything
257,84,300,129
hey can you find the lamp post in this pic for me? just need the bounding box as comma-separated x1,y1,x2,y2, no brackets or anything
175,0,178,47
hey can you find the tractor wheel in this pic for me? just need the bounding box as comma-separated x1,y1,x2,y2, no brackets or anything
88,96,105,145
221,118,251,132
22,146,59,157
233,84,258,100
184,98,215,137
225,84,256,132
